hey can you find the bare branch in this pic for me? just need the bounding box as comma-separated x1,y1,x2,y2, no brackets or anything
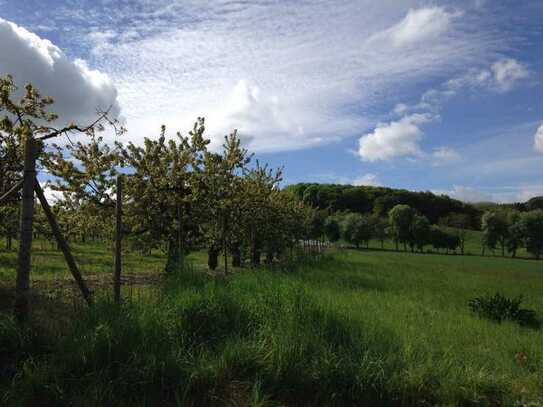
0,179,23,205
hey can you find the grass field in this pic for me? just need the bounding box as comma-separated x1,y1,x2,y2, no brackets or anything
1,241,542,406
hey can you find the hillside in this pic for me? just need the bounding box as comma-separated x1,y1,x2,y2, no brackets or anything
285,183,482,228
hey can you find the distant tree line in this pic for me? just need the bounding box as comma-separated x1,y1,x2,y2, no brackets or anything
285,183,481,229
311,200,543,260
319,205,465,255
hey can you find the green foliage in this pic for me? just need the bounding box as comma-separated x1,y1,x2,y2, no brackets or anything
469,293,541,329
388,204,416,249
482,210,511,256
286,182,480,226
410,214,430,252
429,226,460,253
341,212,373,248
323,216,341,242
517,210,543,260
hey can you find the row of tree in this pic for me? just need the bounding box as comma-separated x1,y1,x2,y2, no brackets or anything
482,209,543,259
0,75,320,279
320,205,463,254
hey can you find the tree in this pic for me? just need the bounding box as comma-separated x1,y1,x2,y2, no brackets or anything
342,213,373,249
518,210,543,259
507,220,524,258
388,204,416,251
323,216,341,243
372,216,388,249
410,214,430,252
119,121,208,272
481,210,510,257
440,212,471,255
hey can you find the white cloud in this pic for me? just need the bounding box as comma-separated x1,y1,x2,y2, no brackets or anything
353,173,381,187
534,123,543,153
491,58,529,92
40,183,63,204
432,146,461,165
517,186,543,202
445,58,529,93
357,113,433,161
393,103,409,115
0,18,120,127
438,186,493,203
385,7,456,47
434,184,543,204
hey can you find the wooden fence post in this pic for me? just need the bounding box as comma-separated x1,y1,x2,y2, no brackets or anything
114,174,123,304
14,134,37,323
34,181,93,305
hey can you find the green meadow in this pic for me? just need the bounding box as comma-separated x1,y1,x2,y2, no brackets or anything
1,242,542,406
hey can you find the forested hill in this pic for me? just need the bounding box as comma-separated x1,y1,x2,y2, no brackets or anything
284,183,482,228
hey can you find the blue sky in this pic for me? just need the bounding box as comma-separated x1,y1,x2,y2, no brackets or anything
1,0,543,202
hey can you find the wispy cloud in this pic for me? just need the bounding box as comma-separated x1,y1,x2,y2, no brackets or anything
353,173,382,187
41,1,512,151
534,123,543,153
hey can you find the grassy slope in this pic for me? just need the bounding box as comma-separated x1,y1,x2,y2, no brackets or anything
0,243,542,405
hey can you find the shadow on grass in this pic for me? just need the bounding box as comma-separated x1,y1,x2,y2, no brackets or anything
343,246,541,261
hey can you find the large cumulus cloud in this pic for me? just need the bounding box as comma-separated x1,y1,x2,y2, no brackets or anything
0,18,120,126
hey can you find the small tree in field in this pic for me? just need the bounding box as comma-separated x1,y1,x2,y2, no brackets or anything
440,212,471,255
342,213,373,249
323,216,341,243
410,214,430,252
482,210,510,257
388,204,416,251
518,210,543,260
372,216,388,249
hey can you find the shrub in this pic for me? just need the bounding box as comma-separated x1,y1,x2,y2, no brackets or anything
468,293,541,329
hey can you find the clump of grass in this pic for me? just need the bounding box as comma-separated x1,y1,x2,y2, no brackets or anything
468,293,541,329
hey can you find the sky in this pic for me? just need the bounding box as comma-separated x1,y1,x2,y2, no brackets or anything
1,0,542,203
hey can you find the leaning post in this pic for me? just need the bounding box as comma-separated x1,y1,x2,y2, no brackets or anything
34,181,93,305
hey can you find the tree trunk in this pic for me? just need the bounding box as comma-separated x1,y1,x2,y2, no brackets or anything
208,245,220,270
251,240,261,267
14,135,37,323
176,203,184,265
223,217,228,275
231,245,241,267
114,175,122,304
165,239,181,273
265,251,274,264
